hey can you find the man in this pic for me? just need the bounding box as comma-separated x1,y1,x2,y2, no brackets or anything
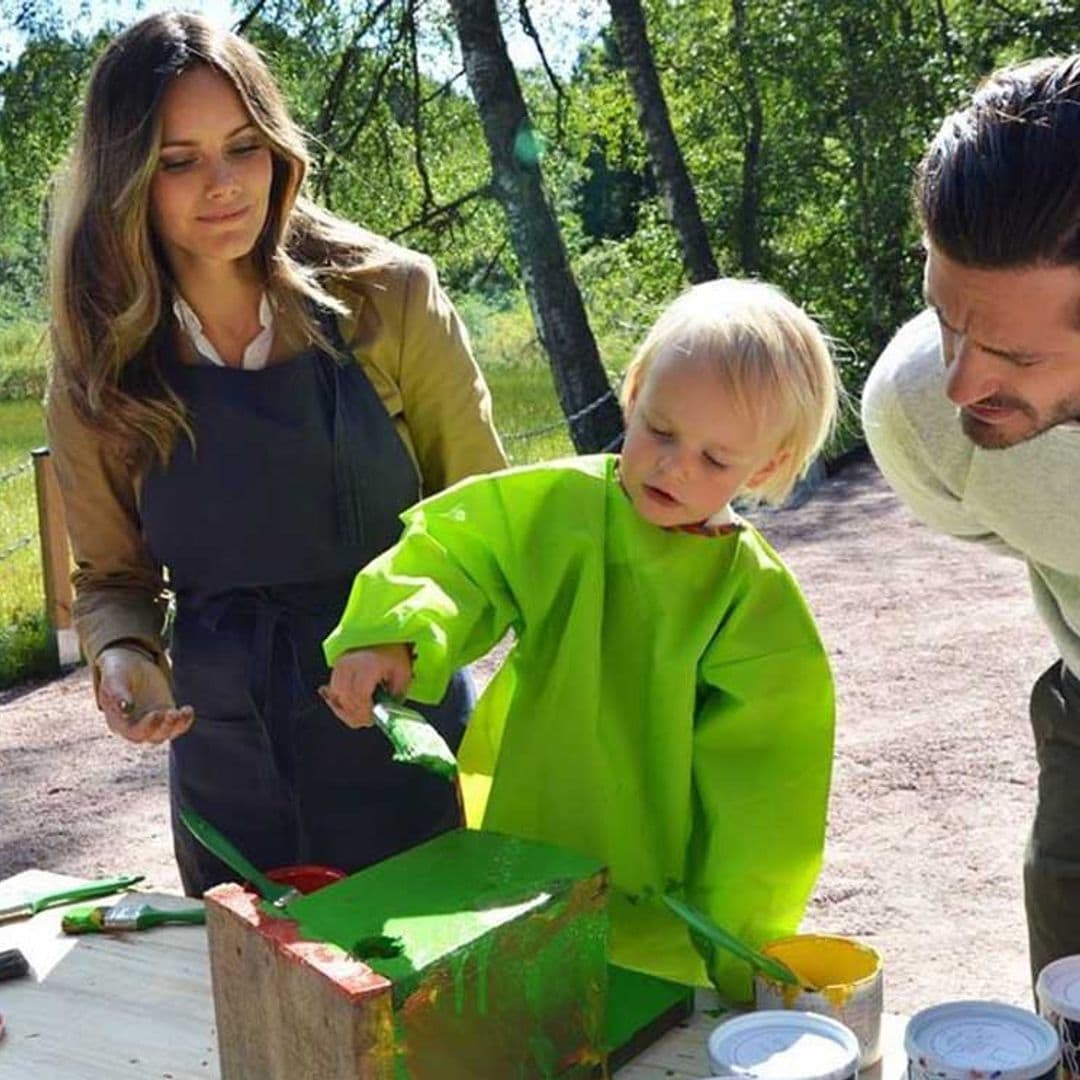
862,54,1080,985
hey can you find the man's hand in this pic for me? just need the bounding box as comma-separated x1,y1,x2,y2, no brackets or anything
320,644,414,729
96,646,194,744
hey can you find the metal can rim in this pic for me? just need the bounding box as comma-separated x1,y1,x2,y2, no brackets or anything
904,1000,1060,1078
706,1009,860,1079
1036,954,1080,1020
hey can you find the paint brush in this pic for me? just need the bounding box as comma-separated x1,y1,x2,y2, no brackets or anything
0,874,145,923
372,688,458,781
178,807,300,909
61,892,206,935
661,894,812,989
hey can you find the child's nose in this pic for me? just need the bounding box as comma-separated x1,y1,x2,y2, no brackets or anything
658,447,690,480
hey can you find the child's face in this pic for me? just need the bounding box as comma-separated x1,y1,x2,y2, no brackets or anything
620,348,786,528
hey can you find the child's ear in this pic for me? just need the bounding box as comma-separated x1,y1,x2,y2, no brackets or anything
746,450,790,488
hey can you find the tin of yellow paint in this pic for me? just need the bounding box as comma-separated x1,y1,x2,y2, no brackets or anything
752,935,883,1068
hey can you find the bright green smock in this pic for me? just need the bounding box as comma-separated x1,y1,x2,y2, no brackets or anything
325,455,834,1000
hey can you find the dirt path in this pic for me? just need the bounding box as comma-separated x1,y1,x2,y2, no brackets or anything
0,458,1049,1017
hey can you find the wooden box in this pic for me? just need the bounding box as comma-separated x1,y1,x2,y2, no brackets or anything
205,828,608,1079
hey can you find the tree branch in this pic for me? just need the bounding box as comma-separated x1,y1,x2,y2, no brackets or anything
314,0,398,145
406,0,436,215
517,0,566,143
232,0,269,36
388,183,493,240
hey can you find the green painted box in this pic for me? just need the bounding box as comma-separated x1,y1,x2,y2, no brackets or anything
205,828,608,1079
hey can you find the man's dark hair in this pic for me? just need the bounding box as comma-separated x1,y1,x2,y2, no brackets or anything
917,55,1080,267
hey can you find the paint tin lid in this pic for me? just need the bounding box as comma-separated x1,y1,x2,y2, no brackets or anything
904,1001,1060,1079
706,1010,860,1079
1037,954,1080,1020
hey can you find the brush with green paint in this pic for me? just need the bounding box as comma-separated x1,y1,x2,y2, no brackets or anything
372,687,458,781
61,892,206,935
661,894,812,989
178,806,301,909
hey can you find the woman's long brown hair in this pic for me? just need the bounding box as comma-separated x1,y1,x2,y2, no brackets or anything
49,11,390,465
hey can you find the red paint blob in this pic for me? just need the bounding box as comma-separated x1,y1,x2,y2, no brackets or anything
265,865,346,895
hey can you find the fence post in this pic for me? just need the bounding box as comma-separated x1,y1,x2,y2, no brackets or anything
32,447,80,667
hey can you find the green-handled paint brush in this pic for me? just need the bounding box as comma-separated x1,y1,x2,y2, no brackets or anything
0,874,144,923
372,688,458,781
62,892,206,935
661,894,811,989
178,807,299,909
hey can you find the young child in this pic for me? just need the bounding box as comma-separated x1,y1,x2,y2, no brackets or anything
321,279,839,1001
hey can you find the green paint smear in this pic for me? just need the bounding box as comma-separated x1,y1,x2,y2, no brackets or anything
475,934,492,1017
288,829,608,1078
372,691,458,780
351,934,405,961
288,829,603,1003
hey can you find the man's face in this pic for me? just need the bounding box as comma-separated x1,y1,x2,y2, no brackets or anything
924,246,1080,449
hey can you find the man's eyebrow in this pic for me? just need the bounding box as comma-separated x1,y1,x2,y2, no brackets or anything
927,302,1039,360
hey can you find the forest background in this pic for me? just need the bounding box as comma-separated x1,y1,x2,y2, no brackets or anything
2,0,1077,690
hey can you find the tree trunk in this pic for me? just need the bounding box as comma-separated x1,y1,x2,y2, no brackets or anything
731,0,763,274
448,0,623,453
607,0,718,284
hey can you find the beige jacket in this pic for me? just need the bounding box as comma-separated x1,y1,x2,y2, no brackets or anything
46,250,506,667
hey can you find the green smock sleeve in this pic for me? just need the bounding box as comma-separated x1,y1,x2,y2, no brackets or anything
684,551,835,1001
323,474,527,702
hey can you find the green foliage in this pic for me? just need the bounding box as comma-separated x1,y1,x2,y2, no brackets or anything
0,32,98,318
0,398,49,686
456,290,576,465
0,608,55,690
0,321,49,400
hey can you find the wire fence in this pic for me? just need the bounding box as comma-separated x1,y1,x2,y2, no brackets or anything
503,387,618,443
0,458,35,568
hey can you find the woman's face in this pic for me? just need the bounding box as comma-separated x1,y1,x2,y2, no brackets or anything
149,65,273,275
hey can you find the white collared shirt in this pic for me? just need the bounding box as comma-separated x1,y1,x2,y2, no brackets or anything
704,504,736,529
172,293,274,370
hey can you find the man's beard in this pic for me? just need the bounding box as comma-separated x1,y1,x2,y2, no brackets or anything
960,394,1080,450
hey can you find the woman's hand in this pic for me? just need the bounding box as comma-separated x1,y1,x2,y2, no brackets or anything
320,644,413,729
95,646,194,744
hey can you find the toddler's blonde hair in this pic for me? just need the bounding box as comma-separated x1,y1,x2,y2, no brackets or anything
620,279,841,506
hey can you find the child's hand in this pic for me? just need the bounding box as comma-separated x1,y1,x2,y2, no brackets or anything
319,644,414,729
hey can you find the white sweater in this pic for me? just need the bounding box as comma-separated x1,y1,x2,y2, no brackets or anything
862,308,1080,675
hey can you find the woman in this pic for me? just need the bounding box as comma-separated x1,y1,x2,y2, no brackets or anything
46,12,506,895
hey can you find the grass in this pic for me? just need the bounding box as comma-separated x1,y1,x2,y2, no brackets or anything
0,397,52,688
462,291,624,466
0,321,48,400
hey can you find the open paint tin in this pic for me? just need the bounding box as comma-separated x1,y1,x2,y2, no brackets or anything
705,1010,859,1079
905,1000,1059,1079
1036,954,1080,1078
753,934,882,1067
264,865,345,894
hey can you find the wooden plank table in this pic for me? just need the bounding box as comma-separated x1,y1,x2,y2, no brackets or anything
0,871,909,1077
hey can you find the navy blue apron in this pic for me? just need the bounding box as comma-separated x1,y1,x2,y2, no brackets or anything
141,312,472,896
